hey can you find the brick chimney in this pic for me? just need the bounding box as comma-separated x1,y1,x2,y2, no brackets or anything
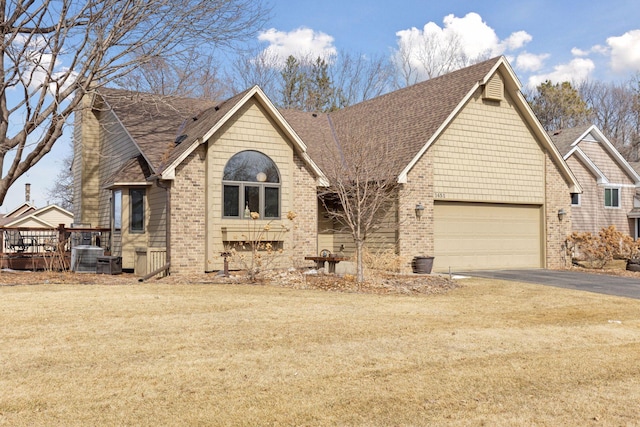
25,183,31,203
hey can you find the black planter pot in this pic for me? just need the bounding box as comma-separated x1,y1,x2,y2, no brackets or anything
412,256,434,274
627,258,640,272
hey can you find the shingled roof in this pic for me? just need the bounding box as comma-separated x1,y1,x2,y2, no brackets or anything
97,88,216,173
103,155,153,188
548,125,593,156
157,88,253,175
93,56,579,192
283,56,503,177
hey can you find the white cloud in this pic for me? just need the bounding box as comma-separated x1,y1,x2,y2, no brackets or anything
591,44,609,55
515,52,549,72
440,13,501,58
527,58,595,88
606,29,640,73
393,13,534,81
8,34,78,92
571,47,589,57
501,30,532,51
396,13,532,61
258,27,337,66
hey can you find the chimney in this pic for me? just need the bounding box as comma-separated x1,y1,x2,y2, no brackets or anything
25,183,31,203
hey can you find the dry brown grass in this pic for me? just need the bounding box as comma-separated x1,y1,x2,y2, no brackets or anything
1,274,640,426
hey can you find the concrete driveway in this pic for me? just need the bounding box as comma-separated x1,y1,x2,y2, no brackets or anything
457,269,640,300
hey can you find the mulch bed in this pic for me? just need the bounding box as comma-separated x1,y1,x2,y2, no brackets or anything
0,268,461,296
266,270,461,295
4,263,640,296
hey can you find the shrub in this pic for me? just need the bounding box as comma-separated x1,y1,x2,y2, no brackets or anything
567,225,640,268
362,247,404,273
226,211,297,281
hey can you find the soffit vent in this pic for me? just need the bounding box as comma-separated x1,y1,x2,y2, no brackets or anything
483,73,504,102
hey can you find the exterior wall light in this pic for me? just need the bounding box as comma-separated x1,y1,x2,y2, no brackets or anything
558,208,566,220
415,203,425,220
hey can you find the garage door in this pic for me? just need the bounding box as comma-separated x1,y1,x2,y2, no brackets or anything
433,202,542,271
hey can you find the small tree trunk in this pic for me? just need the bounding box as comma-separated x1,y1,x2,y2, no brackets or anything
356,239,365,283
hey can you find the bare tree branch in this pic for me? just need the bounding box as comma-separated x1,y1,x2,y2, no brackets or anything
0,0,269,204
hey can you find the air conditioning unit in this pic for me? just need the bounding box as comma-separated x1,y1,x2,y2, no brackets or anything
71,245,104,273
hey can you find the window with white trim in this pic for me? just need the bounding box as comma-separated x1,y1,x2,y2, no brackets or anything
222,151,280,219
571,193,580,206
604,187,620,208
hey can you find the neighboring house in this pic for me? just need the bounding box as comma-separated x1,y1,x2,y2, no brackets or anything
549,125,640,238
73,56,579,275
1,183,74,228
1,199,74,253
0,204,74,229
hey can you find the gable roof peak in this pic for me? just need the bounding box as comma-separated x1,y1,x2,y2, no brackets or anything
550,124,640,185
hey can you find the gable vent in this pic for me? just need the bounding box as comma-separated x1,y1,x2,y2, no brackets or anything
483,73,504,102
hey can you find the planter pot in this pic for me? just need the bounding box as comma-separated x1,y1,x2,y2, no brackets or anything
627,259,640,272
412,256,434,274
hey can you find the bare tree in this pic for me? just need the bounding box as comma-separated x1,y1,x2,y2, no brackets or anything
330,51,394,106
45,145,73,210
577,78,640,160
392,28,493,88
228,49,393,111
393,30,472,87
318,117,401,283
116,51,229,101
0,0,268,205
228,47,281,100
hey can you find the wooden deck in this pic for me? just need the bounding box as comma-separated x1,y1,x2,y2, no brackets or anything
0,252,71,271
0,225,111,271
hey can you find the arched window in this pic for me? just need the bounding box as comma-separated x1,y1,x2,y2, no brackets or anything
222,150,281,219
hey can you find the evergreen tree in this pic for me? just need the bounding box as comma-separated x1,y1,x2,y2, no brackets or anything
280,56,306,109
529,81,591,132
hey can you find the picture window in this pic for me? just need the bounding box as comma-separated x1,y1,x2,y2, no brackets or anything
222,151,280,219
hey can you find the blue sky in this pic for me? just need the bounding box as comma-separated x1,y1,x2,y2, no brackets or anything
4,0,640,212
265,0,640,85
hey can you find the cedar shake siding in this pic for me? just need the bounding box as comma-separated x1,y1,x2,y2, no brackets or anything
204,99,313,272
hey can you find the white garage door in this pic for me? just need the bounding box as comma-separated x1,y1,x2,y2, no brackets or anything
433,202,542,271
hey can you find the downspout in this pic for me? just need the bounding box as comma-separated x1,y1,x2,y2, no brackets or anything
160,177,171,274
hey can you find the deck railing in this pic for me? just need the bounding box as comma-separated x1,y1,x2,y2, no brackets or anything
0,225,111,255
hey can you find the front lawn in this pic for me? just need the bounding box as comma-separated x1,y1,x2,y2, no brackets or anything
1,277,639,426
